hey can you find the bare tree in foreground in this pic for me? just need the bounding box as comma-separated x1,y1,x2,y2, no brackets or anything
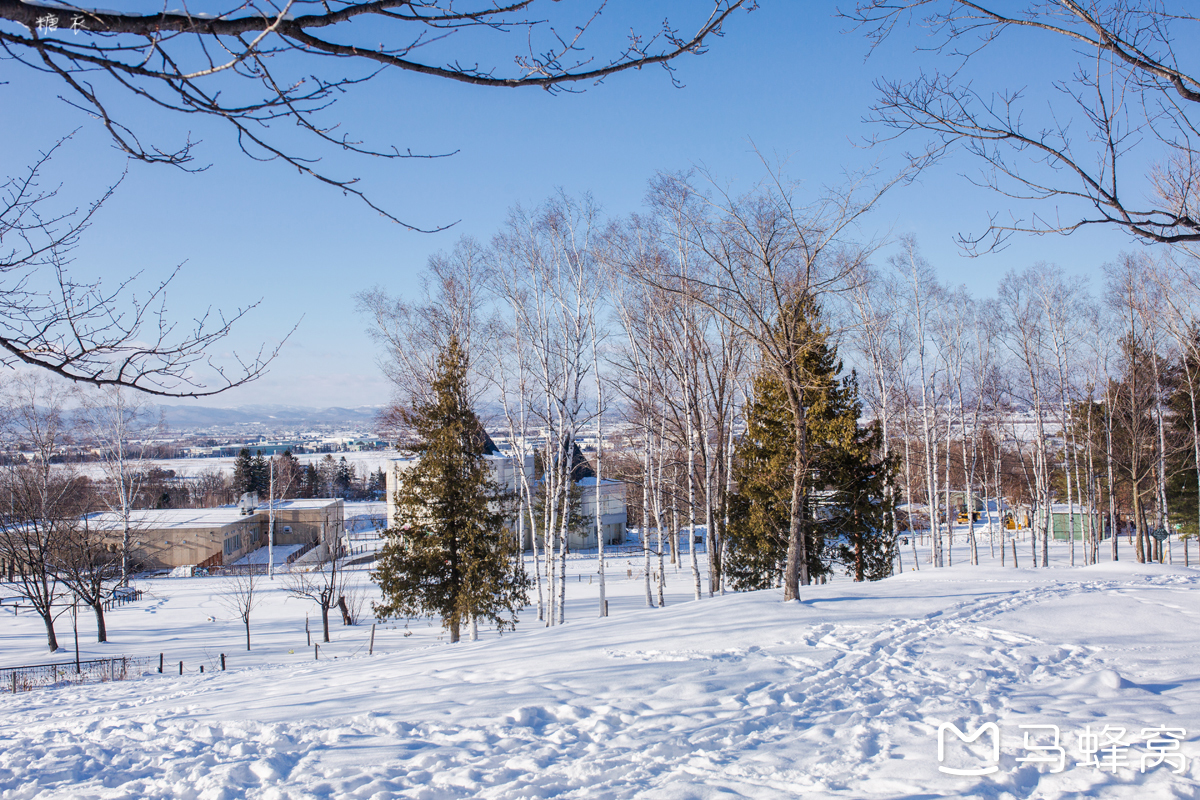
221,571,262,651
0,2,752,230
76,386,158,585
0,374,79,651
846,1,1200,250
55,516,121,644
286,558,348,644
2,140,282,396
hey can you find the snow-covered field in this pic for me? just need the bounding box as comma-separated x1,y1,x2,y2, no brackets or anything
3,542,1199,799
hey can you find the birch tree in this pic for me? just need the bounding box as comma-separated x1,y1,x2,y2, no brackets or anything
998,267,1056,567
633,165,906,601
77,386,158,586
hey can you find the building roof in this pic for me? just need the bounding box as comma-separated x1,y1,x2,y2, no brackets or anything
574,477,625,487
85,508,256,531
257,498,341,511
84,497,343,531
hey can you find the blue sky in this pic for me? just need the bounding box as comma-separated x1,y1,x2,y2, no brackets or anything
2,2,1139,409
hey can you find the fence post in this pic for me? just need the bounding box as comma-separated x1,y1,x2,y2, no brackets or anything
159,653,164,674
200,665,204,673
369,624,376,656
314,644,319,661
179,661,183,675
221,654,226,671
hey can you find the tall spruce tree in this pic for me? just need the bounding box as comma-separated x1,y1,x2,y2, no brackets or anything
820,372,894,582
251,450,269,495
372,336,528,643
726,299,893,589
232,448,255,496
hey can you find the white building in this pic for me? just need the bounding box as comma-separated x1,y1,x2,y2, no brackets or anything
385,449,627,551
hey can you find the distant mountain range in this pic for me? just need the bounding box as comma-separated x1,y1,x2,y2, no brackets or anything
152,404,385,431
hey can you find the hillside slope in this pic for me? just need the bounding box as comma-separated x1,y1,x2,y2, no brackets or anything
2,561,1198,799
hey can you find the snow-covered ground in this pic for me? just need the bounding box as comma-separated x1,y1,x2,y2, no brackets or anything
2,540,1199,799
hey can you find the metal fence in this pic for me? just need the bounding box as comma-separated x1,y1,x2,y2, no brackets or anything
102,588,144,612
2,655,151,694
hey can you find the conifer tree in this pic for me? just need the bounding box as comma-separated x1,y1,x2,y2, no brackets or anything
820,372,894,582
252,450,269,495
232,448,255,496
372,335,528,643
302,464,320,498
726,298,894,589
336,456,356,497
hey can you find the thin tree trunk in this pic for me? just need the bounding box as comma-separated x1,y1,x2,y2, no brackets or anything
1106,394,1119,562
642,425,654,608
686,396,701,601
40,610,59,653
595,352,607,618
704,431,717,598
783,386,811,600
940,398,950,566
902,400,920,570
91,601,107,643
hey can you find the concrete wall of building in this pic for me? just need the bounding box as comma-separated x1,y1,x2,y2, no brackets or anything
129,518,261,571
267,503,344,552
110,500,344,571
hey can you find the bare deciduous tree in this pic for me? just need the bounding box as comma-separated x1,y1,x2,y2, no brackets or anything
0,2,752,229
55,515,120,643
221,570,261,651
846,1,1200,249
76,386,158,585
287,558,348,644
1,141,283,396
0,374,77,651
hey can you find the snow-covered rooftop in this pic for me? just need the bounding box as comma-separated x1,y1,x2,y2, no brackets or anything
85,507,255,531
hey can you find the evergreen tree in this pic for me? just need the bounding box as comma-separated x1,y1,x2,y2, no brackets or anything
725,300,894,589
302,463,320,498
336,456,355,497
820,372,894,582
372,336,528,643
231,448,255,496
252,450,269,495
367,468,387,497
318,454,338,497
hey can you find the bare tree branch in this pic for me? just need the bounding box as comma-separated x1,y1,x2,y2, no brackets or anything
1,138,291,396
1,0,754,230
843,0,1200,249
